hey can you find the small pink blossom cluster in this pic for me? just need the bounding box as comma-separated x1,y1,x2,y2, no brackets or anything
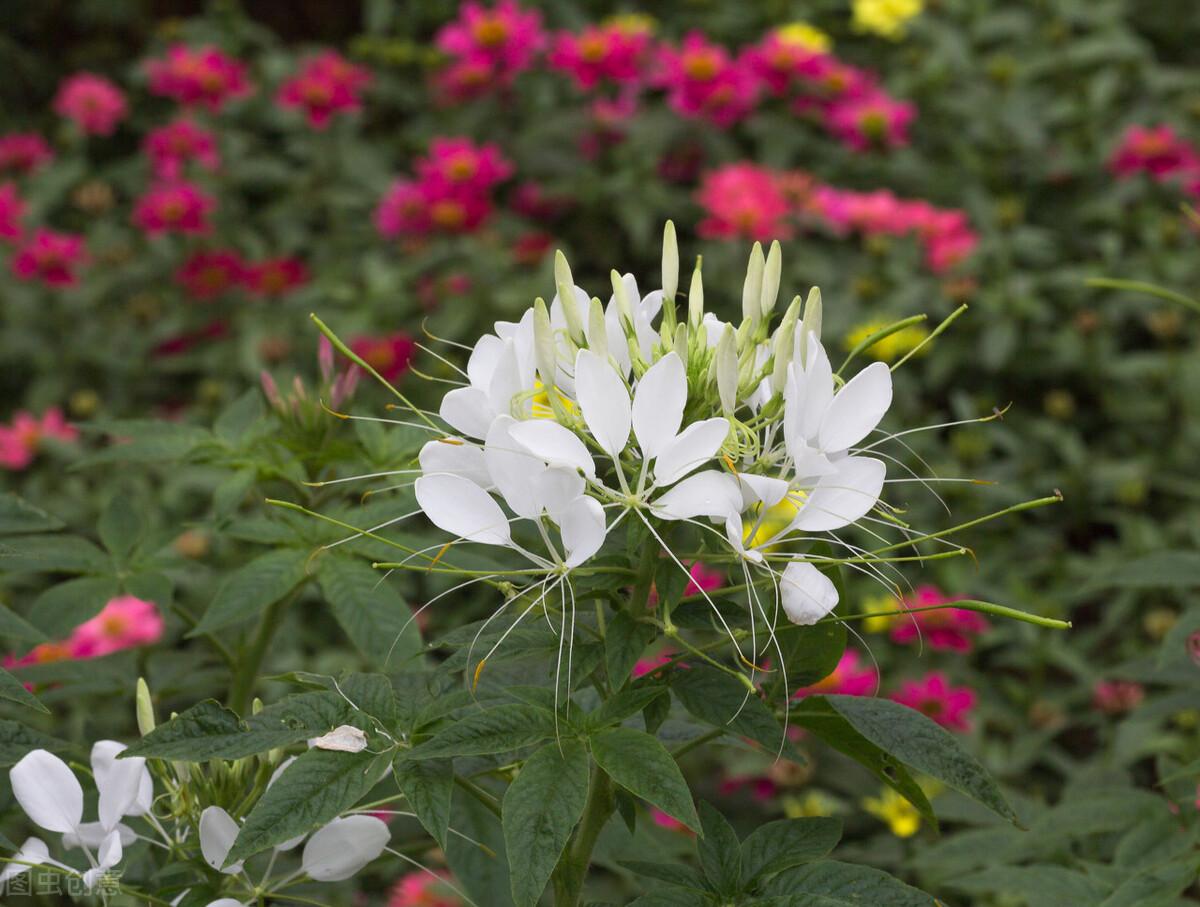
387,870,465,906
5,597,164,668
175,249,310,300
434,0,546,101
548,20,653,89
1092,679,1144,715
262,337,361,419
655,32,758,129
146,44,253,111
142,119,220,180
53,73,128,136
0,408,78,470
10,228,88,287
886,585,990,652
0,182,25,242
697,163,979,274
1109,124,1200,195
0,133,54,175
793,650,879,698
375,137,512,238
133,181,217,236
892,672,977,732
277,51,372,129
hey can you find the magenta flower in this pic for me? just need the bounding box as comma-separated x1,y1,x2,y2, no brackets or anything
11,228,87,287
888,585,989,653
655,32,758,128
53,73,128,136
435,0,545,83
176,250,245,300
374,179,429,238
794,650,879,698
0,408,78,471
277,51,372,128
696,163,792,240
548,22,652,89
142,119,220,180
417,137,513,193
146,44,253,111
132,182,216,236
826,93,915,152
387,870,464,906
350,332,415,382
0,182,25,242
244,257,309,297
433,53,499,103
152,319,229,357
0,133,54,175
741,33,827,97
68,597,165,659
1092,680,1144,715
892,672,977,732
1109,125,1199,180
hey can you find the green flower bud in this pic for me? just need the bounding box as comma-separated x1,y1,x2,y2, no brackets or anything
716,324,737,415
533,297,557,390
760,240,782,322
136,677,155,737
799,287,823,366
662,220,679,303
688,258,704,330
588,296,608,361
742,242,764,328
554,250,585,344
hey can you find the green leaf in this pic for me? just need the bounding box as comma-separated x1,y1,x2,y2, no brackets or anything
78,420,212,466
586,684,667,730
213,468,257,520
394,757,454,849
761,861,937,905
214,389,264,443
672,667,803,762
765,622,847,700
605,610,655,687
627,892,710,907
740,818,842,886
98,494,144,562
228,749,387,862
191,548,310,635
122,700,312,761
0,494,64,535
619,860,711,893
697,802,741,896
590,726,699,833
408,704,557,759
0,667,48,713
820,695,1016,824
1085,551,1200,591
0,719,69,766
317,557,423,668
124,572,173,610
446,786,514,907
503,740,590,907
28,575,120,637
1,534,110,574
951,865,1110,907
0,602,47,644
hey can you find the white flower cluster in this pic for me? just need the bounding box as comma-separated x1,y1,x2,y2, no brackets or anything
414,224,893,628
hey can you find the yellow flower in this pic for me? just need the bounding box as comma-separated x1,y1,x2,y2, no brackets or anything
851,0,924,40
861,592,903,632
784,790,840,819
742,496,800,549
605,13,655,36
862,788,921,837
843,319,930,364
531,380,576,419
774,21,833,53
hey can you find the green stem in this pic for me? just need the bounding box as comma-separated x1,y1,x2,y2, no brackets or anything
553,768,614,907
229,589,299,713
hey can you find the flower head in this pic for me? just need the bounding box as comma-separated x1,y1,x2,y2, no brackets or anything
177,250,245,300
697,163,792,240
1109,124,1200,181
548,23,652,89
655,33,758,127
132,182,216,235
350,332,415,382
0,133,54,175
146,44,253,110
794,650,878,697
826,93,915,151
69,597,165,659
11,229,88,287
53,73,127,136
852,0,925,40
277,51,372,128
888,585,989,652
892,672,976,731
143,119,220,180
388,870,465,906
435,0,545,90
0,408,78,470
862,787,921,836
844,319,929,363
0,182,25,241
1092,679,1144,715
244,257,309,297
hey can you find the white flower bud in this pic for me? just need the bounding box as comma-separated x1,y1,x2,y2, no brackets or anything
662,220,678,302
687,259,704,329
672,322,688,364
555,250,585,344
532,297,558,392
610,269,634,333
799,287,823,366
716,324,737,415
742,242,764,328
760,240,782,321
135,677,155,737
588,296,608,361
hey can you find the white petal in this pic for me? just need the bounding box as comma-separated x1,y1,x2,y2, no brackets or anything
789,456,886,532
302,816,390,882
466,334,504,388
738,474,790,509
602,306,633,377
10,750,82,834
199,806,243,875
439,386,495,440
419,438,491,488
632,352,686,460
63,822,137,850
795,334,833,440
308,725,368,753
134,769,154,816
0,837,49,883
550,285,590,334
639,288,664,322
533,467,585,522
486,339,528,420
701,313,725,348
652,471,742,521
654,418,729,487
484,416,546,520
574,349,631,457
415,473,512,546
97,828,123,869
92,740,147,831
780,562,839,625
819,361,892,452
509,420,595,478
560,496,607,567
205,901,247,907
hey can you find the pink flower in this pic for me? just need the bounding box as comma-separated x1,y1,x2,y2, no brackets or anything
244,257,309,297
435,0,545,84
350,332,415,382
888,585,989,653
0,408,78,470
924,227,979,274
176,250,245,300
742,34,826,97
417,137,512,193
11,228,87,287
0,133,54,174
892,672,976,732
142,119,220,180
132,181,216,235
548,23,652,89
697,163,792,240
387,870,464,906
146,44,253,111
68,596,165,659
684,561,724,597
433,53,499,103
512,230,553,266
152,319,229,357
1092,680,1144,715
1109,125,1199,180
650,808,693,835
794,650,879,698
0,182,25,242
632,650,675,678
53,73,128,136
277,51,372,128
826,93,915,151
655,32,758,128
719,774,778,800
511,182,571,220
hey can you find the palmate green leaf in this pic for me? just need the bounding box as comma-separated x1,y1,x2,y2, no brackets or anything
446,787,514,907
585,683,667,730
317,556,423,669
123,699,316,760
190,548,311,635
227,749,389,863
394,757,454,848
671,666,804,763
503,739,590,907
619,860,712,893
407,704,557,759
29,574,120,637
98,493,145,562
0,494,64,535
0,601,47,644
697,802,741,896
760,861,938,906
77,419,213,467
605,609,656,687
590,726,699,832
0,667,47,712
0,719,70,766
740,818,842,886
819,695,1017,824
765,621,847,700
